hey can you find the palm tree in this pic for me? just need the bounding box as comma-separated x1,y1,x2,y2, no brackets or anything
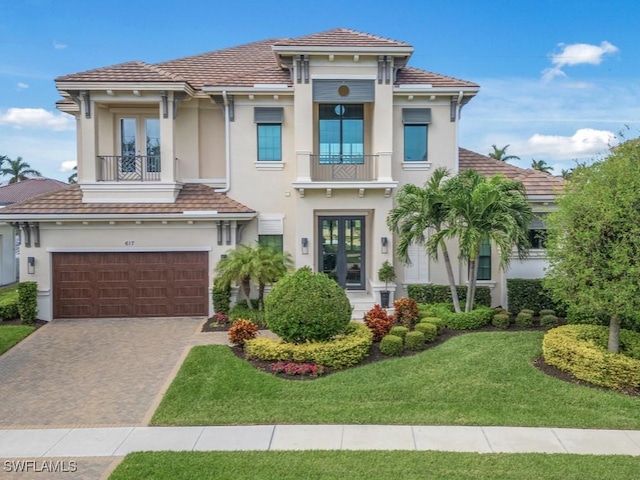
68,165,77,184
488,144,520,162
531,159,553,174
253,245,293,310
434,170,532,311
560,169,572,180
215,245,260,309
387,167,462,313
2,156,41,183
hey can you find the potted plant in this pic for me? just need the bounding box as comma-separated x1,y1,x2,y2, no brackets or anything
378,260,396,308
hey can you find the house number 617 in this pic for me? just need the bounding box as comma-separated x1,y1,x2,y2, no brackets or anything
125,241,135,246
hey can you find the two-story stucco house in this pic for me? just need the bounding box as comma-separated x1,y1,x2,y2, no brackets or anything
0,28,560,321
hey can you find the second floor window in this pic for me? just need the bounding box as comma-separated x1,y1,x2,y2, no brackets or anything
257,124,282,161
402,108,431,162
120,117,160,173
319,104,364,164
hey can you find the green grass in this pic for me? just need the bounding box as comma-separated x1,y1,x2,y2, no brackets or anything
0,325,34,355
0,284,18,301
109,451,640,480
151,331,640,428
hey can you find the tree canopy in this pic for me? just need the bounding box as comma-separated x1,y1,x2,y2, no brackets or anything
1,156,41,183
531,159,553,174
544,140,640,352
488,144,520,162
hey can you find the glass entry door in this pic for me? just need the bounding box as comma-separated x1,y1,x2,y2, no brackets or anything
318,216,365,289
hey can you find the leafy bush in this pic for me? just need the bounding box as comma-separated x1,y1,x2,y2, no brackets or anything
543,325,640,391
507,278,562,316
572,325,640,361
17,282,38,325
539,309,556,317
414,322,437,342
492,313,510,329
229,303,266,328
419,316,445,334
246,322,372,369
393,297,419,329
363,304,395,342
0,290,19,322
564,305,639,332
540,314,559,329
209,312,229,327
212,281,231,314
520,309,535,316
272,361,326,377
380,334,403,356
408,284,492,308
515,312,533,328
228,319,258,348
389,326,409,339
440,306,493,330
265,268,351,343
405,331,425,351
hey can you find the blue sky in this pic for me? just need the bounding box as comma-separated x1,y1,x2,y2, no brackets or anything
1,0,638,180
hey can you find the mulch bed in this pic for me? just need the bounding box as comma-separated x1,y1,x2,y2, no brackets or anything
0,319,47,330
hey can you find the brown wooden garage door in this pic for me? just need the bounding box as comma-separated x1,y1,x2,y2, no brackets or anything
53,252,209,319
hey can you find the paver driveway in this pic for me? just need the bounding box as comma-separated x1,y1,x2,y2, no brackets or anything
0,317,205,428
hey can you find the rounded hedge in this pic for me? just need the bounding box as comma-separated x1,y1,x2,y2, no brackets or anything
405,331,426,351
492,313,510,330
415,322,437,342
265,267,351,343
540,314,559,329
515,312,533,328
380,334,403,356
420,317,446,334
389,326,409,339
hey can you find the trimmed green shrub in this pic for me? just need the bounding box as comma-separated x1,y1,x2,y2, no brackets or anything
212,281,231,314
419,317,445,334
246,322,373,369
507,278,561,316
405,331,425,351
414,322,437,342
520,309,535,316
515,312,533,328
408,284,492,308
539,309,556,317
0,292,19,321
265,268,351,343
492,313,510,329
540,314,559,329
229,304,266,328
380,334,403,356
393,297,419,329
543,325,640,391
572,324,640,361
17,282,38,325
441,306,493,330
389,326,409,339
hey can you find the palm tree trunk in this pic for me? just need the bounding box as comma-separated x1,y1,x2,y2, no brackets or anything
241,276,252,309
440,241,461,313
465,256,479,312
258,282,266,310
608,314,621,353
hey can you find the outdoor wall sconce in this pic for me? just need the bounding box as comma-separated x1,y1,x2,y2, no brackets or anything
381,236,388,254
27,257,35,275
301,237,309,255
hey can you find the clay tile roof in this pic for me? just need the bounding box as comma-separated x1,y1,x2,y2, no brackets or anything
0,184,255,216
274,28,412,48
0,178,68,206
396,66,479,88
458,147,565,196
55,61,188,83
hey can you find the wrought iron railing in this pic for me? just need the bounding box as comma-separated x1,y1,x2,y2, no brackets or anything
97,155,161,181
311,155,377,181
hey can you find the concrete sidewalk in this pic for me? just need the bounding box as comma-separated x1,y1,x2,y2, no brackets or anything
1,425,639,457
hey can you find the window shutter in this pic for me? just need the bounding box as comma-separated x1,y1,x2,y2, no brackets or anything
254,107,284,124
403,243,429,283
402,108,432,124
312,80,375,102
258,214,284,235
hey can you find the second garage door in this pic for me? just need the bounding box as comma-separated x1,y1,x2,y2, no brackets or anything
53,251,209,319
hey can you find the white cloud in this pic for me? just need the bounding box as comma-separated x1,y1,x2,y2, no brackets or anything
16,82,29,90
59,160,77,173
0,108,74,131
542,41,618,81
53,41,67,50
523,128,616,159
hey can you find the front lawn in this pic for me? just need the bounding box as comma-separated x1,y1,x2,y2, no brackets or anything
109,451,640,480
151,331,640,428
0,325,34,355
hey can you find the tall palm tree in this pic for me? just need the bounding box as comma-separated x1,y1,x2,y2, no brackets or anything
434,170,532,311
488,144,520,162
531,159,553,174
387,167,462,312
215,245,260,309
68,165,77,184
560,168,572,180
2,156,41,183
253,245,293,310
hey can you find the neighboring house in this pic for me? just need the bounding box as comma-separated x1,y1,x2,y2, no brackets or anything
0,178,68,286
0,28,559,320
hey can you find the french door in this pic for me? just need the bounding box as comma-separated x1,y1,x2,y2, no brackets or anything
119,117,161,174
318,216,365,289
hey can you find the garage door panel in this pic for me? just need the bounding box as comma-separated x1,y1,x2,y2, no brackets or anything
53,252,208,319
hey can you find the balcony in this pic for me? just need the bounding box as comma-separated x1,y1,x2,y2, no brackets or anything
97,155,161,182
311,155,376,181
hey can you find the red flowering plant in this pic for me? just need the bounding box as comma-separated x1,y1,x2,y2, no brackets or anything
272,361,326,377
210,312,229,327
393,297,419,329
364,304,395,342
228,319,259,348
